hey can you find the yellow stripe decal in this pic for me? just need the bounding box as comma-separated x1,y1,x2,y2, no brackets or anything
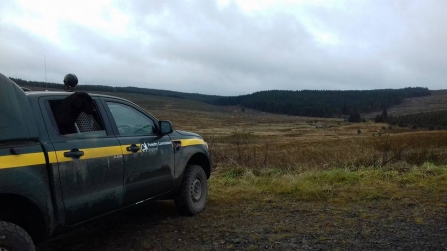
180,139,205,147
54,145,123,163
48,151,58,164
0,152,47,169
0,145,124,169
121,144,141,155
0,139,204,169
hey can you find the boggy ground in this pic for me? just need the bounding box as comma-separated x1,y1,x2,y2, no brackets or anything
38,195,447,251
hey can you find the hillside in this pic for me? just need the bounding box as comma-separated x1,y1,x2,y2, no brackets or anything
213,88,431,118
364,90,447,117
13,77,447,120
385,90,447,116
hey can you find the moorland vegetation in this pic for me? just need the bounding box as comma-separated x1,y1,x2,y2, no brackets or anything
16,80,447,250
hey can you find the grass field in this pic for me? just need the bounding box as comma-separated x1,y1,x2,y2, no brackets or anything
29,89,447,250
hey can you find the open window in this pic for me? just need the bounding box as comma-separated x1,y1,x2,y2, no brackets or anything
48,99,107,138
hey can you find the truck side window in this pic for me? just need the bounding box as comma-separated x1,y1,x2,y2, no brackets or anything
106,102,155,136
49,99,106,137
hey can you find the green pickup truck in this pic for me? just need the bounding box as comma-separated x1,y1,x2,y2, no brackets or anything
0,73,211,250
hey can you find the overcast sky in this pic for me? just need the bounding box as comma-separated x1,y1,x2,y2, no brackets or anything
0,0,445,95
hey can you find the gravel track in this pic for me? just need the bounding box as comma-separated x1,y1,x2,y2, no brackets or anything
38,198,447,251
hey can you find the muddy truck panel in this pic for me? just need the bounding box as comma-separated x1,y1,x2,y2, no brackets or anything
169,136,211,192
35,95,125,225
0,72,211,248
0,141,55,241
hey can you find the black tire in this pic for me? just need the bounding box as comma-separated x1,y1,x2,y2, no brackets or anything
0,221,35,251
175,165,208,215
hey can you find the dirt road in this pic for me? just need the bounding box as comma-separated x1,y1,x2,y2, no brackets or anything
38,195,447,251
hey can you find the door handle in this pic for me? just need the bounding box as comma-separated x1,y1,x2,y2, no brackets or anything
126,144,140,153
64,149,84,158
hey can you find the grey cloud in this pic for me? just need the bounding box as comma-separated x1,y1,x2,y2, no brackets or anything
0,0,446,95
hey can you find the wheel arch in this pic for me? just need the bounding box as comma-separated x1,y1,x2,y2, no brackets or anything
0,193,48,243
186,152,211,178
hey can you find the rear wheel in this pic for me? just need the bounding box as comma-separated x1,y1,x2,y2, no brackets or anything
175,165,208,215
0,221,35,251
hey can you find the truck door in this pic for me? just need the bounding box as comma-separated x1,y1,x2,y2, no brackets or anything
102,100,175,206
41,96,124,225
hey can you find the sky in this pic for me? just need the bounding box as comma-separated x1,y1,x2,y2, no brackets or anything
0,0,445,96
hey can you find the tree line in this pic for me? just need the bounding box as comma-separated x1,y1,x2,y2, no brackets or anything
11,77,432,119
9,78,219,103
213,88,431,118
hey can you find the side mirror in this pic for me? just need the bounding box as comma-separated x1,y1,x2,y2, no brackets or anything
159,120,173,135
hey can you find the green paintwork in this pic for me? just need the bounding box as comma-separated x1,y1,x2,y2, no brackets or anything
0,74,211,242
0,73,39,142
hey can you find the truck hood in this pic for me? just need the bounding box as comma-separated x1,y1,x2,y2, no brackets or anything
175,130,202,138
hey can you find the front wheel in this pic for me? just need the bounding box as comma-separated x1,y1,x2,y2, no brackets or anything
175,165,208,215
0,221,35,251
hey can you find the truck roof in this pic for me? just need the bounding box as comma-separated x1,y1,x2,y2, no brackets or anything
0,73,136,143
24,91,130,103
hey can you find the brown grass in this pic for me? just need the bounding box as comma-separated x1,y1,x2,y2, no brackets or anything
78,90,447,173
205,124,447,172
34,90,447,250
101,91,447,206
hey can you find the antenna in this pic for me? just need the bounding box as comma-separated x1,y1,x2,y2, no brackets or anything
44,55,47,89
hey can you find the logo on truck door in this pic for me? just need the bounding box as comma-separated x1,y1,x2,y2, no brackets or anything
140,141,172,153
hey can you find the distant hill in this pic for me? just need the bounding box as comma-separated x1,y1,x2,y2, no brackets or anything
379,90,447,116
9,78,221,103
213,88,431,118
12,77,438,119
366,89,447,129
